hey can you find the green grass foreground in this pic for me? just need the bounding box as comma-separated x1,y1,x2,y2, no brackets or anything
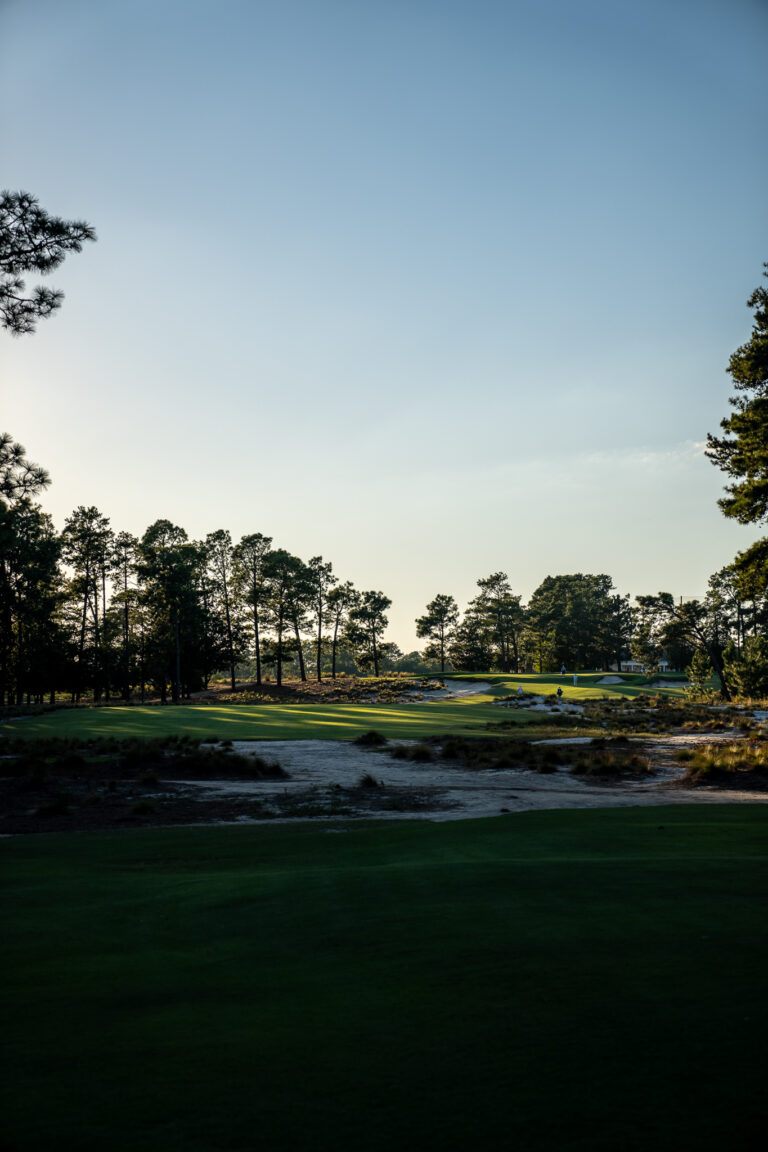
0,673,686,742
2,806,766,1151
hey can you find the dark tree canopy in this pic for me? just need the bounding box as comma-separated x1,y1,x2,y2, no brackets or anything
0,433,50,502
526,573,629,672
416,594,459,674
706,264,768,525
0,190,96,335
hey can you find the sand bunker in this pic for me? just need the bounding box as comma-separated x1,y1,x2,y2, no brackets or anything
416,680,492,700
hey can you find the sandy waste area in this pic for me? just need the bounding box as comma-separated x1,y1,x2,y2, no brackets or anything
169,677,767,824
168,733,768,824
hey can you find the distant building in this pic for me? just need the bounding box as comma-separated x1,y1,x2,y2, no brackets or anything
610,657,672,674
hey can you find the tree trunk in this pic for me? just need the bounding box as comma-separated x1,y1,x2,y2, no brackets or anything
76,559,90,702
372,628,379,677
139,626,146,704
0,558,12,706
92,580,101,704
511,631,519,674
15,619,24,705
331,617,339,679
253,600,262,686
276,609,284,688
293,614,307,681
123,577,130,702
223,581,235,691
316,604,323,682
172,609,181,704
102,565,110,702
708,644,731,701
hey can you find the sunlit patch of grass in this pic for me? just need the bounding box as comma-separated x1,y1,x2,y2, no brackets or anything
442,671,690,702
0,701,511,743
0,673,736,748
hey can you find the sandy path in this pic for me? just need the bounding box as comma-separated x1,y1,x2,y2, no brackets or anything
169,732,768,823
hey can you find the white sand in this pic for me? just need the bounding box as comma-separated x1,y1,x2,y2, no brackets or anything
416,680,492,700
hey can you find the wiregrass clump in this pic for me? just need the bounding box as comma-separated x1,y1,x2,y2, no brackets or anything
435,736,546,771
488,710,589,731
389,734,655,778
354,730,388,747
676,739,768,786
579,695,749,735
570,748,652,778
388,742,435,762
0,735,287,781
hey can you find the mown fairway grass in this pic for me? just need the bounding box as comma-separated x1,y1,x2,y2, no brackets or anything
0,673,686,743
3,806,766,1152
0,699,505,741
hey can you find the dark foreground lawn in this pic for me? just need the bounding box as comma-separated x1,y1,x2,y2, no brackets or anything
2,807,766,1152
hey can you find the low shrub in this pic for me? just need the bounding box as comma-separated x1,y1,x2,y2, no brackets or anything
571,751,652,778
357,772,380,789
354,730,388,747
244,755,288,780
130,800,157,815
35,794,73,817
388,743,434,762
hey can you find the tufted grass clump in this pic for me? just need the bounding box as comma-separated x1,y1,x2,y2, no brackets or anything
388,742,434,762
357,772,381,789
0,735,286,781
354,730,388,747
571,750,652,778
678,740,768,786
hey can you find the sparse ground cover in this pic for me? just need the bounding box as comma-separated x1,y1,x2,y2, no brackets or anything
2,808,766,1152
393,733,653,778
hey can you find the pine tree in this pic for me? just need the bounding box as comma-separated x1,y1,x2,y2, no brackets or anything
0,191,95,334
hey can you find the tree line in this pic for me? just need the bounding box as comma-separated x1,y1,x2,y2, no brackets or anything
417,574,632,675
5,437,768,707
417,568,768,700
0,442,399,705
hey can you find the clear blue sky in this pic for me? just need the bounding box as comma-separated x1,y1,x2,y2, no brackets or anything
2,0,767,647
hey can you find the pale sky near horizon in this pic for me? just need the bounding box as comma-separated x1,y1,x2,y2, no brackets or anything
2,0,768,649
